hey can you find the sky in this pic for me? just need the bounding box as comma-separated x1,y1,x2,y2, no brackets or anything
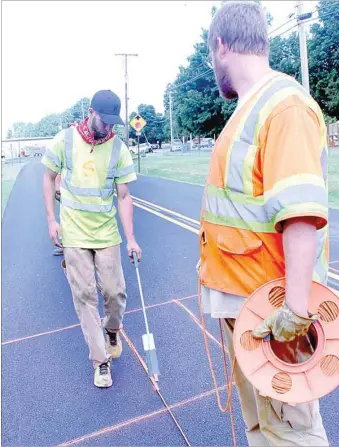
1,0,318,134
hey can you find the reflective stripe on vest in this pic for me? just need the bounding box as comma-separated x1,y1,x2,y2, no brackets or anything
44,148,62,168
60,197,113,213
225,77,311,195
204,183,328,233
61,127,122,198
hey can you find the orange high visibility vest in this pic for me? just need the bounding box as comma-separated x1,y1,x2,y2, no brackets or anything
200,73,329,297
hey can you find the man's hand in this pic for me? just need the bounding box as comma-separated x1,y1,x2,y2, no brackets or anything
48,220,63,248
252,302,318,342
127,238,142,263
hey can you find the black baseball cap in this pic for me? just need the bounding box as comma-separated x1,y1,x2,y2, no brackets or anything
90,90,124,125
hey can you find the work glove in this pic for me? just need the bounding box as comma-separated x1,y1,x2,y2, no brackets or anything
252,302,318,343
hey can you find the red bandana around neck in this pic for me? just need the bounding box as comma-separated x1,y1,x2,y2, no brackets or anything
76,118,115,153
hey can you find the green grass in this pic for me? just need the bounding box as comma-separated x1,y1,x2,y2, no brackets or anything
1,160,29,217
136,149,339,209
135,152,211,185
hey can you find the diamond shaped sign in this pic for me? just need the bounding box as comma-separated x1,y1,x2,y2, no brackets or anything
130,114,147,132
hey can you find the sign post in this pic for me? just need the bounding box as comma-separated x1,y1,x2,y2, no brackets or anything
130,114,147,174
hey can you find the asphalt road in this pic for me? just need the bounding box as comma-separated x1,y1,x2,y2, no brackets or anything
2,160,339,446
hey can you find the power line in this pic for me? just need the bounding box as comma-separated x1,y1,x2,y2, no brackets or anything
268,16,297,37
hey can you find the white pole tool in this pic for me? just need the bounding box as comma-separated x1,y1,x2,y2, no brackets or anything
132,252,160,382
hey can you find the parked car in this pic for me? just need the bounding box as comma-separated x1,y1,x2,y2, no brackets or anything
130,146,146,155
171,139,183,151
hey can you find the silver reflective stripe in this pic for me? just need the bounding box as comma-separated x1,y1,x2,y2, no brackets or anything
44,148,62,168
265,184,328,221
60,180,102,197
115,164,135,178
205,192,268,223
64,127,74,185
205,183,327,230
61,196,113,213
227,78,309,193
103,137,122,194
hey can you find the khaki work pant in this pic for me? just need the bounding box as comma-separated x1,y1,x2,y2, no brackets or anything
64,245,127,368
224,319,329,446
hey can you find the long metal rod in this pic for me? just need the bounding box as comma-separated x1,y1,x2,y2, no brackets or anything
134,265,150,335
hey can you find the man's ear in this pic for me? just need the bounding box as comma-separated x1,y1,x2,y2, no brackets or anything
216,36,228,60
88,107,94,116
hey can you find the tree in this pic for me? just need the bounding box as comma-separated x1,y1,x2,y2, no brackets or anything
269,33,301,81
9,97,91,138
308,0,339,119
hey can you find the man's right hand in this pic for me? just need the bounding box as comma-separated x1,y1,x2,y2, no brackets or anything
48,220,63,248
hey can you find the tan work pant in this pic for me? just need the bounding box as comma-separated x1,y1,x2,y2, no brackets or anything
224,319,329,446
64,245,127,368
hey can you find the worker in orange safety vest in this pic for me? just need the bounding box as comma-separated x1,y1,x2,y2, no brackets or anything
198,2,329,445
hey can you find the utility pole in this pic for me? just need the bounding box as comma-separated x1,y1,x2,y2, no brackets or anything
115,53,138,148
169,89,174,151
296,1,310,92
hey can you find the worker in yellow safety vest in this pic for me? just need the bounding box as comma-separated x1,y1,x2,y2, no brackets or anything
199,2,329,445
42,90,141,388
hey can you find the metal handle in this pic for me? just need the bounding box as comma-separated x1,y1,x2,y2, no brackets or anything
132,251,139,266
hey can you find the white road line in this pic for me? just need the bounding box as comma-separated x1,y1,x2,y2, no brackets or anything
329,271,339,282
133,201,199,235
131,195,200,225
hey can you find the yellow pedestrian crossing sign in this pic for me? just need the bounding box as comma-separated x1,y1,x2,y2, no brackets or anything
130,114,147,132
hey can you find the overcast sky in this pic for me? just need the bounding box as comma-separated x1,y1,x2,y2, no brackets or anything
2,0,318,134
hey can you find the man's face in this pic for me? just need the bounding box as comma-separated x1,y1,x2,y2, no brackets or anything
89,111,113,139
211,45,238,101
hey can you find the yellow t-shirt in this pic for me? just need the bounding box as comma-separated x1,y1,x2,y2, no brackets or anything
42,128,136,248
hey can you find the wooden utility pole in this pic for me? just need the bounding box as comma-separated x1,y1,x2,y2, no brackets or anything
115,53,138,148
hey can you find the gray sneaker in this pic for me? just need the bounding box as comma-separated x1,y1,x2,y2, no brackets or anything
94,362,112,388
53,247,64,256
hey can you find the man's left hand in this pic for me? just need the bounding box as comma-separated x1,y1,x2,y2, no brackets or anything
127,238,142,263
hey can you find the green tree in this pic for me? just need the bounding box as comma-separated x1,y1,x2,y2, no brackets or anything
9,97,91,138
308,0,339,119
269,33,301,81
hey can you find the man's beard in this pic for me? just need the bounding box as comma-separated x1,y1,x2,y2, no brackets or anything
93,128,108,140
214,63,238,100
